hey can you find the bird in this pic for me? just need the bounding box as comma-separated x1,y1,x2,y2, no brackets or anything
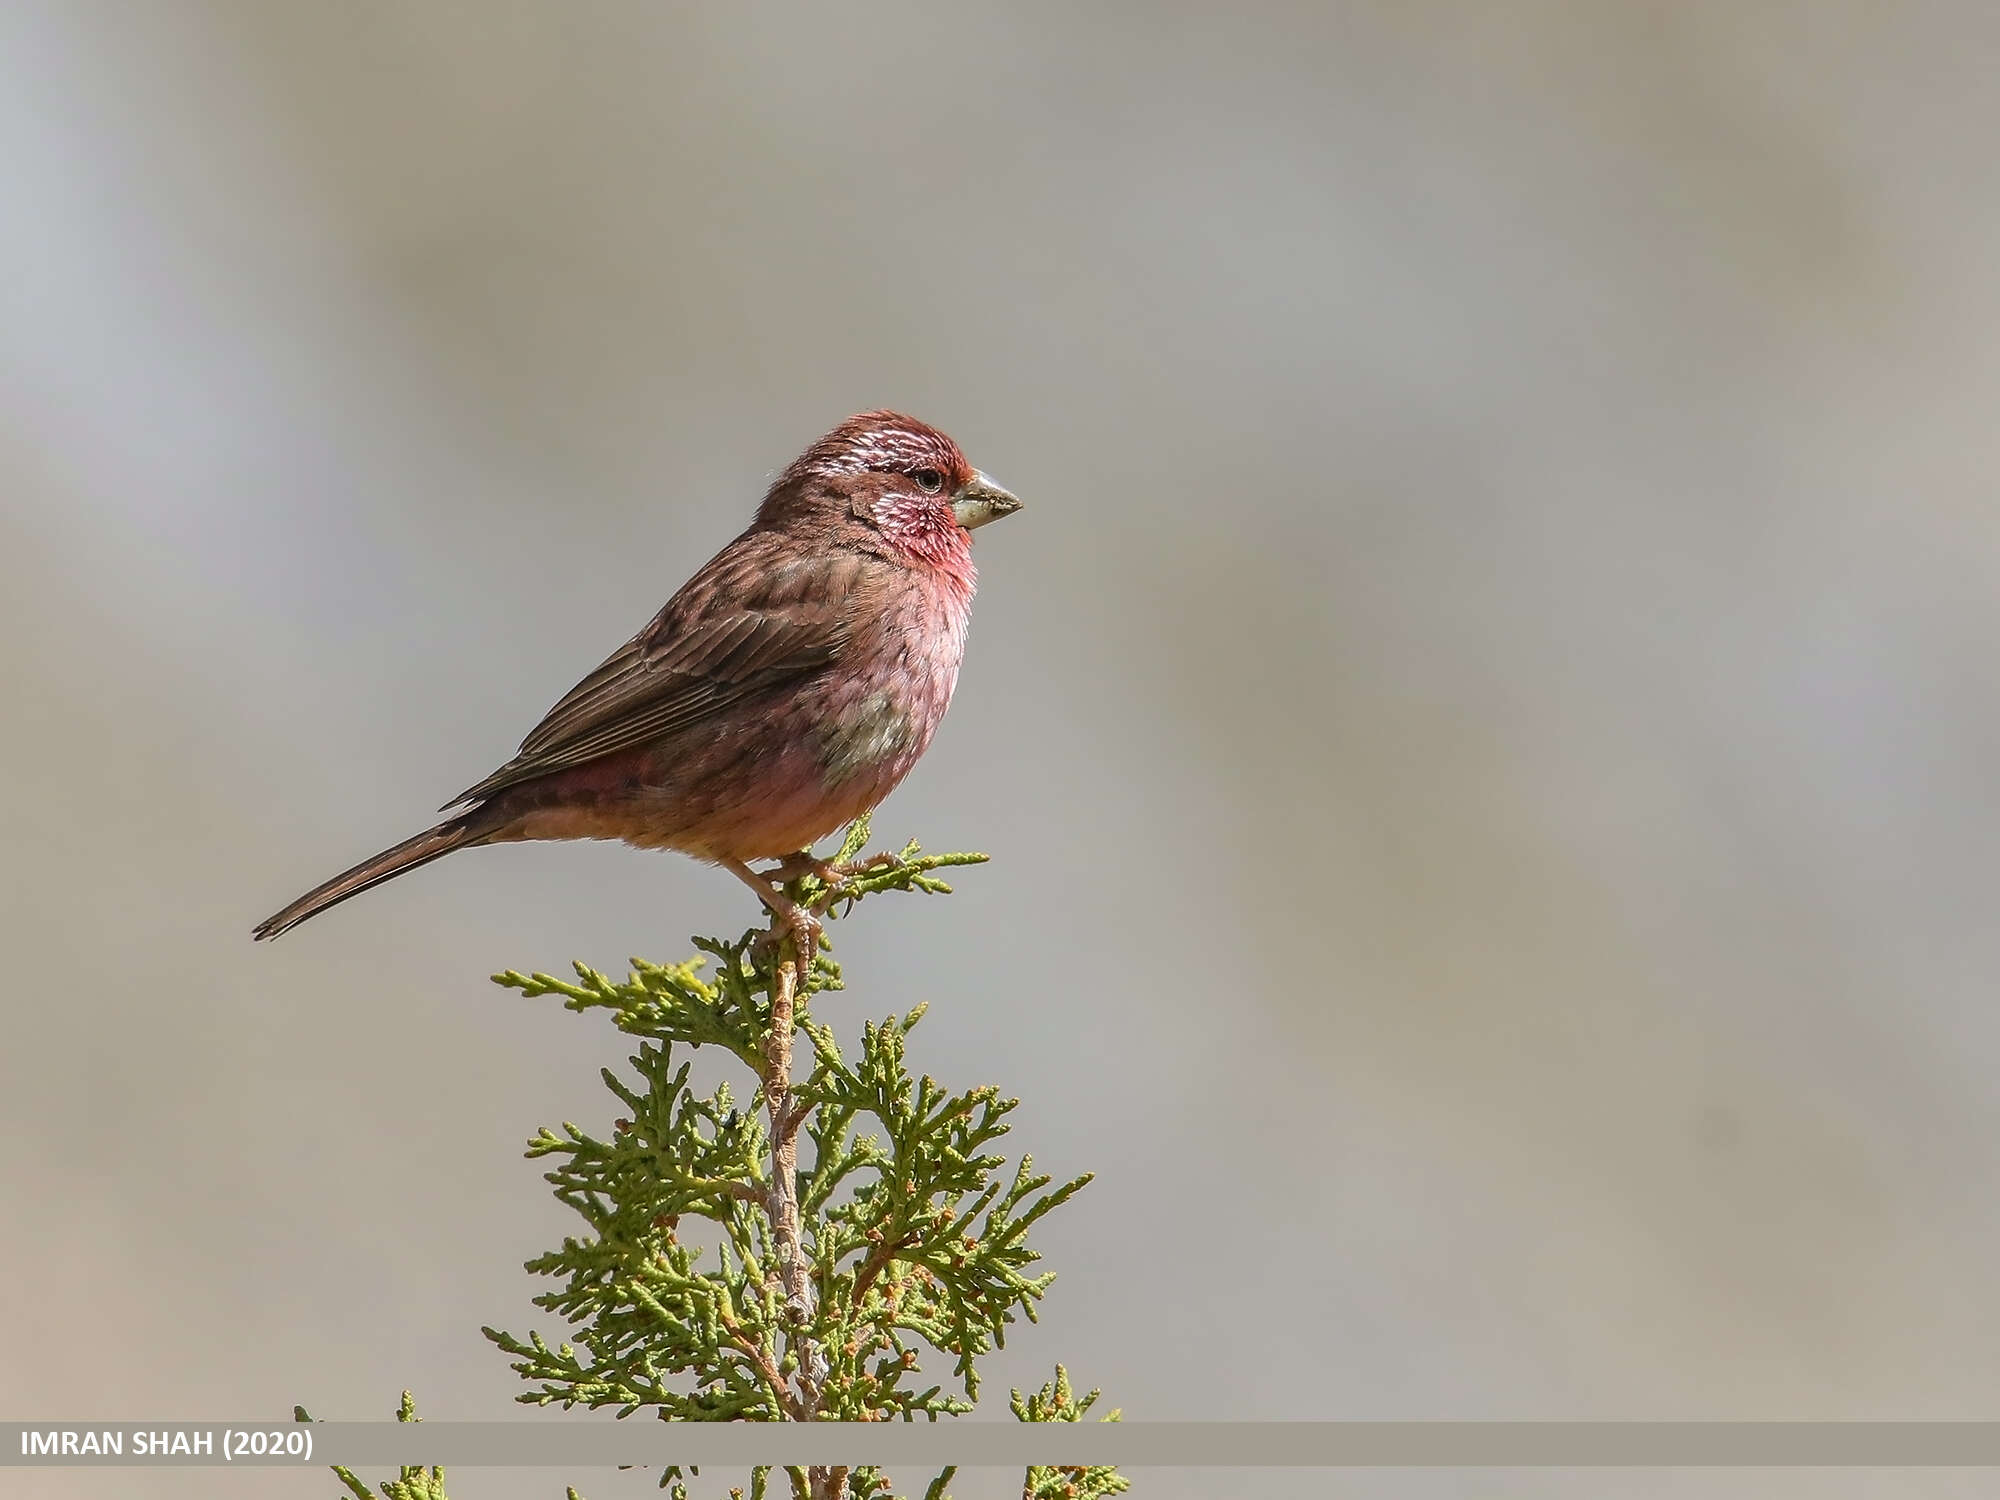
253,410,1021,942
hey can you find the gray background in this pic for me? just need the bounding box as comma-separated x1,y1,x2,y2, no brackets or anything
5,3,2000,1498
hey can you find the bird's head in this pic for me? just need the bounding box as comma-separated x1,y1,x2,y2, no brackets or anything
761,411,1022,571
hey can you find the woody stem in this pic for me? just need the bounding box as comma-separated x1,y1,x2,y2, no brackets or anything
755,908,843,1498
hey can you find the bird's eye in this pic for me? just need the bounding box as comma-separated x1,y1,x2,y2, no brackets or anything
912,468,944,494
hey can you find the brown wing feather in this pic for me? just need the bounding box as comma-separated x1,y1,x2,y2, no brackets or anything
444,539,862,808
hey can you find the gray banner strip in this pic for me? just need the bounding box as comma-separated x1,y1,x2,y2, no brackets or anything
13,1423,2000,1468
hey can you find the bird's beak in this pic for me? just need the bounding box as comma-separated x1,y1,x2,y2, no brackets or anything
952,471,1023,530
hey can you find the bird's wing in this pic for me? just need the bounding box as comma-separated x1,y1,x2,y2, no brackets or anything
444,541,859,807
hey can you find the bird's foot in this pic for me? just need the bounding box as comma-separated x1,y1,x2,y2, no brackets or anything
769,900,822,974
758,851,838,888
826,850,903,881
757,848,904,908
723,857,824,972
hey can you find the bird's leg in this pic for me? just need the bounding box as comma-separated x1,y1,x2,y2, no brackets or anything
721,856,821,972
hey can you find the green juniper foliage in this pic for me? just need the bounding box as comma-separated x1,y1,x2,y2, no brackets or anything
294,1391,445,1500
307,818,1126,1500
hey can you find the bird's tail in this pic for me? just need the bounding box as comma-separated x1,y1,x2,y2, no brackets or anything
252,817,487,940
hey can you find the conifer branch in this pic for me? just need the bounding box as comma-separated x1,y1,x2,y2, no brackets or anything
762,926,819,1429
311,817,1123,1500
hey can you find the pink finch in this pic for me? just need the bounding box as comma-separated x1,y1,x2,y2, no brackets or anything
253,411,1021,940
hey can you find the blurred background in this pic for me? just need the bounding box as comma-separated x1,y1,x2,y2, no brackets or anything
6,2,2000,1497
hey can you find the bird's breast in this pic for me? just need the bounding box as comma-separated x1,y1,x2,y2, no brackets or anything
812,573,970,791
